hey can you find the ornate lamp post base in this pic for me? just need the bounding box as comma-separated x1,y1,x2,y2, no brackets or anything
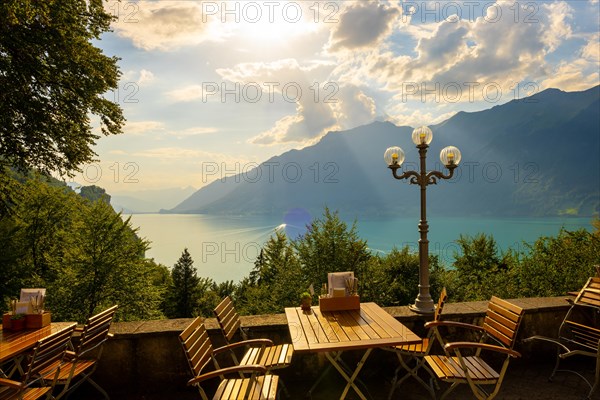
409,296,435,314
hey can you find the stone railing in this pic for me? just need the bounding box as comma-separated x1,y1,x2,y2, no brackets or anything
93,296,571,397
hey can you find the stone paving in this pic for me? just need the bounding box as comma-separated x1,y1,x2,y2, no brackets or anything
75,358,595,399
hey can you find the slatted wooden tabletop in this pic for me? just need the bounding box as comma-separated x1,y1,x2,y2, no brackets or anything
285,302,421,353
0,322,75,363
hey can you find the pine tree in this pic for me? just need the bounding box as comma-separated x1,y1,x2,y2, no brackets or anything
167,249,201,318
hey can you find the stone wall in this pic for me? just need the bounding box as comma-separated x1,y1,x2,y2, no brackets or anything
92,296,571,397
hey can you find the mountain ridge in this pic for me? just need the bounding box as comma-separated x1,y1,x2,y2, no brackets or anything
168,86,600,218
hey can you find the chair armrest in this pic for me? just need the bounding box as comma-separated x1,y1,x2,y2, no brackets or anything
213,339,274,355
523,335,571,353
187,365,267,386
0,377,22,389
107,333,114,339
74,326,84,332
444,341,521,358
425,320,485,332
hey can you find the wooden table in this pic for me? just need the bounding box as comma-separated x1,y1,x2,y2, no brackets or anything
0,322,75,376
285,302,421,399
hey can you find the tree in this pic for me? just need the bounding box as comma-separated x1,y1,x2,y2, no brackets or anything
448,234,518,301
294,208,371,290
166,249,201,318
80,185,111,204
0,0,124,177
517,228,600,297
49,200,158,322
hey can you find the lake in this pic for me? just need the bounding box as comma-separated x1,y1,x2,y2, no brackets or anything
127,213,594,283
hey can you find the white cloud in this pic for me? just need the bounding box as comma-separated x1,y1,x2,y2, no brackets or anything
124,121,165,135
327,2,400,52
331,85,377,129
386,103,457,128
111,1,218,51
166,85,204,102
582,33,600,63
132,147,216,160
540,61,600,92
169,127,219,137
138,69,156,86
339,0,576,105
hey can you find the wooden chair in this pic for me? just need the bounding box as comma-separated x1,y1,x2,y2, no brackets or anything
386,287,448,399
0,323,76,400
213,297,294,372
424,296,525,400
525,277,600,400
47,305,118,399
179,317,279,400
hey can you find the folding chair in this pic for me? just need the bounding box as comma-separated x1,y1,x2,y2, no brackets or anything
0,323,76,400
47,305,118,399
525,277,600,400
386,287,447,399
213,297,294,372
179,317,279,400
424,296,525,400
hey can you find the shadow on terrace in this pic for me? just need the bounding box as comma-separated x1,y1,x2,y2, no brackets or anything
77,296,595,400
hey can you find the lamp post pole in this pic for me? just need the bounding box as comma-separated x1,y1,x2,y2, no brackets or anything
384,126,461,314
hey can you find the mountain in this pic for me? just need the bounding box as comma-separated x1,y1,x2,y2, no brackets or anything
111,186,196,213
168,86,600,218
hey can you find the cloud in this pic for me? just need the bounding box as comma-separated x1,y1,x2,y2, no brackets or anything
345,0,576,105
582,33,600,63
166,85,204,102
169,127,219,137
386,103,457,128
111,1,217,51
138,69,155,86
331,85,377,129
540,60,600,92
327,2,400,52
217,59,338,144
132,147,215,160
124,121,165,135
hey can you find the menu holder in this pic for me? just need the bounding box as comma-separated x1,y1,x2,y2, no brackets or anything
25,312,51,329
319,295,360,312
2,313,11,330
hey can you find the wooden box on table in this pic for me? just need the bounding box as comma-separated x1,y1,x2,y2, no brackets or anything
319,295,360,312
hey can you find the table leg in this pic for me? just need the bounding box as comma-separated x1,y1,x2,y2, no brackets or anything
326,348,372,400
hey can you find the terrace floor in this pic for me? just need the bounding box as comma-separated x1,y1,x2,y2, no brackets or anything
78,357,595,400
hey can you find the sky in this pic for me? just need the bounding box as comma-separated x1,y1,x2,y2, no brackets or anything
75,0,600,195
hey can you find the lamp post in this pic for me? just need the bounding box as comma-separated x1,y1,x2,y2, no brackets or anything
384,126,461,314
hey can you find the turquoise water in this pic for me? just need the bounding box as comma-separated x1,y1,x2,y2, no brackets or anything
127,214,594,283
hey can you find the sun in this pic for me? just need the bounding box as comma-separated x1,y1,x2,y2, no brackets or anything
229,1,319,46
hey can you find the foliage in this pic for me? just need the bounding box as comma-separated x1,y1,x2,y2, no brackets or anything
235,232,303,315
443,234,520,301
79,185,111,204
0,176,165,322
0,0,124,178
164,249,201,318
361,247,444,306
294,208,371,291
442,225,599,302
516,227,600,297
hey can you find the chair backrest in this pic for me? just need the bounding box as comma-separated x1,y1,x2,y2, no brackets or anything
76,305,118,358
214,296,241,344
574,277,600,308
483,297,524,350
179,317,213,378
23,323,77,385
433,287,448,322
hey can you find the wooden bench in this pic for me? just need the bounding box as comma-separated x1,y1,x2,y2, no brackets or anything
525,277,600,400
